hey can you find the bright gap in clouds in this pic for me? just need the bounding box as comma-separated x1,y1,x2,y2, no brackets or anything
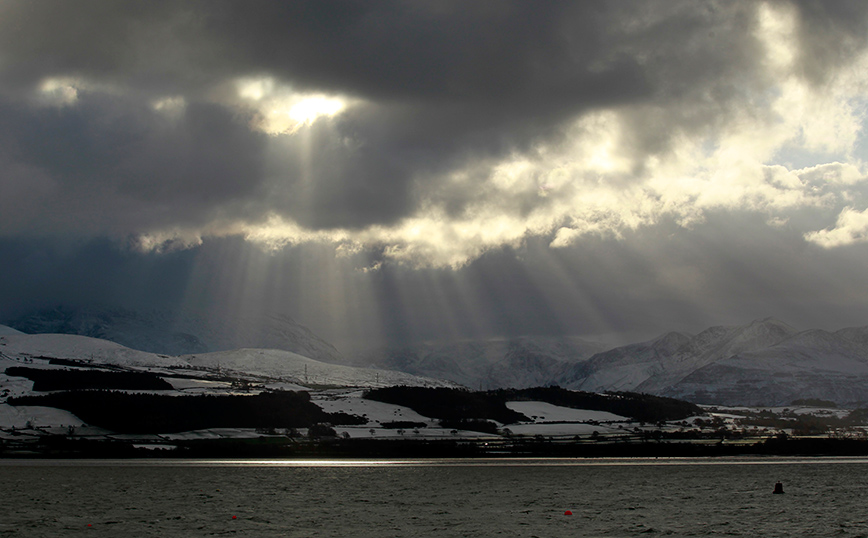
38,77,79,106
288,96,346,126
235,77,352,135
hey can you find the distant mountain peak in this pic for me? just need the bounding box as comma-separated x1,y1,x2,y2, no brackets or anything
749,317,797,330
651,331,693,351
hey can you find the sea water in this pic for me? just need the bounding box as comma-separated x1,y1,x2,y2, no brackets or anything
2,457,867,537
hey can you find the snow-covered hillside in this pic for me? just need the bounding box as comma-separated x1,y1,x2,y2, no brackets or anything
184,348,456,388
4,305,344,363
0,332,451,390
1,333,186,368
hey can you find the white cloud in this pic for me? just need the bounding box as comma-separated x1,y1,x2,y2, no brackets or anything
37,77,81,106
152,96,186,118
805,207,868,248
131,229,204,253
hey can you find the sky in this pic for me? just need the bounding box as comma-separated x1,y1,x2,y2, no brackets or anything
2,0,868,351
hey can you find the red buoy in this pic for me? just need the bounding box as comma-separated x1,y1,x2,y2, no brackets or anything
232,515,238,520
564,510,573,516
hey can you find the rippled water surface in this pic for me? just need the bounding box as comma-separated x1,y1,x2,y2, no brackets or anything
2,458,868,537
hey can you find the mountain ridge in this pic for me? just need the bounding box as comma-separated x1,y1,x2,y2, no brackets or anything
6,305,868,406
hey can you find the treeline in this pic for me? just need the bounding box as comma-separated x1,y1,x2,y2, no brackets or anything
11,433,868,460
8,390,365,433
5,367,174,391
364,386,702,425
735,406,868,432
364,387,528,424
489,387,703,423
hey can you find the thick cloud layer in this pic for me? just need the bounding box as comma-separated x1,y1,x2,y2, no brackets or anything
2,1,868,344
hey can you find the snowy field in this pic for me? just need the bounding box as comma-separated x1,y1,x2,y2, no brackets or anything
0,403,85,429
162,377,234,391
506,401,627,423
184,348,457,388
312,389,432,426
505,422,623,436
334,425,494,439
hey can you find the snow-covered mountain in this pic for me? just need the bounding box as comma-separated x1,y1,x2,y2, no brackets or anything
636,317,800,394
557,331,693,393
835,325,868,348
557,318,868,406
4,305,344,363
664,329,868,405
352,336,606,389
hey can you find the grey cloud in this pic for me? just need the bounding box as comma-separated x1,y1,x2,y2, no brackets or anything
0,1,648,104
206,1,649,105
262,113,417,230
262,100,574,229
791,0,868,85
0,0,218,97
0,93,266,236
0,237,196,319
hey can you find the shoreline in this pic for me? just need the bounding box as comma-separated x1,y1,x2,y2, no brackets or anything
5,434,868,459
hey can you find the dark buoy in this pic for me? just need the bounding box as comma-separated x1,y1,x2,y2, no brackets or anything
773,481,784,494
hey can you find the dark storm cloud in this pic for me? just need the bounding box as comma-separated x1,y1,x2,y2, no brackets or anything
0,237,196,319
791,0,868,85
0,1,654,104
0,1,646,103
0,1,196,95
0,91,266,236
212,1,654,105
